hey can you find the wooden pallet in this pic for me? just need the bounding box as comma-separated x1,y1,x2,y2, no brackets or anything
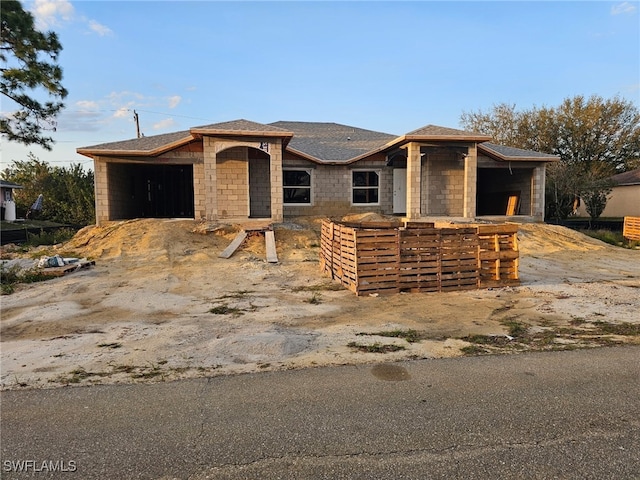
623,216,640,241
45,260,96,277
320,220,520,296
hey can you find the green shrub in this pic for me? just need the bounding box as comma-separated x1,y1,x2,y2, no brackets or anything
26,228,76,247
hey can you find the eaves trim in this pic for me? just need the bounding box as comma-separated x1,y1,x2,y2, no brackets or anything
77,135,196,158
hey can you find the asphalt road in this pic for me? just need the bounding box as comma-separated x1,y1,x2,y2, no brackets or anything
2,346,639,479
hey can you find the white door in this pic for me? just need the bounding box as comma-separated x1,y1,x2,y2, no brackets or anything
393,168,407,214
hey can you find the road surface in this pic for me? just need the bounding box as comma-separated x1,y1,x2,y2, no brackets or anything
2,346,639,479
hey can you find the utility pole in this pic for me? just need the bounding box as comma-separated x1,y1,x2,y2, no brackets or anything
133,110,141,138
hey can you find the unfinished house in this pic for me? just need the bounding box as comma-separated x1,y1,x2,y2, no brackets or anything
77,119,558,225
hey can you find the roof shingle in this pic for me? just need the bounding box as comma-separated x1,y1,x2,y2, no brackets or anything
270,121,396,162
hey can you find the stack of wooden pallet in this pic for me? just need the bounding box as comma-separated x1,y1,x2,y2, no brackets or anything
320,219,520,296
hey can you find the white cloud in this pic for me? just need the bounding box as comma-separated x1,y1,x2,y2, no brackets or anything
153,118,176,130
75,100,99,110
167,96,182,109
30,0,75,29
88,20,113,37
113,107,131,119
29,0,114,37
611,2,637,15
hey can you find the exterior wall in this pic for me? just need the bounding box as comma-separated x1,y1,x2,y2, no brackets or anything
464,145,477,218
406,143,421,219
193,162,206,219
282,153,392,217
577,184,640,217
94,158,109,225
531,165,546,221
422,153,465,216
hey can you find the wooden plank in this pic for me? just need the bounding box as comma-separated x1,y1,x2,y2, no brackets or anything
265,230,278,263
218,230,247,258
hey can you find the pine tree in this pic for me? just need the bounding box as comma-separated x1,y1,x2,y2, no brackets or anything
1,0,68,149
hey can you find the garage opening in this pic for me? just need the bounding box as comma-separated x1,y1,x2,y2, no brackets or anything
477,168,532,216
107,163,194,220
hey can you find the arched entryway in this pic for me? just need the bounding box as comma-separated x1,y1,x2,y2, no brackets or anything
215,145,272,219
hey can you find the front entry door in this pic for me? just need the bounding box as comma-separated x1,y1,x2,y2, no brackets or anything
393,168,407,214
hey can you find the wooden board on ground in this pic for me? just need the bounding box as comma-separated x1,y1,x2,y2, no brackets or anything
219,230,247,259
45,260,96,277
265,230,278,263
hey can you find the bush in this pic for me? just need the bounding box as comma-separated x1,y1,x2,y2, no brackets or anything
25,228,76,247
0,263,57,295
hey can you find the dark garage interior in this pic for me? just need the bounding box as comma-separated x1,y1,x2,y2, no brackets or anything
107,163,194,220
477,168,532,216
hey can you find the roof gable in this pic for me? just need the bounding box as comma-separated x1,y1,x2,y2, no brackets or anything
270,121,396,163
405,124,490,140
191,119,292,137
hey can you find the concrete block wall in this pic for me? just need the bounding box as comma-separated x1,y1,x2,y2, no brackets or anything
216,146,249,218
193,162,206,219
422,153,465,216
203,137,218,220
464,146,477,218
532,165,546,221
282,155,392,217
94,158,109,225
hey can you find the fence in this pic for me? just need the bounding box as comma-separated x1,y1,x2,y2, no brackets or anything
320,220,519,296
623,216,640,241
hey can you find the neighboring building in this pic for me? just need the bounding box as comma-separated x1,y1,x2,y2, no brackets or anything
77,119,558,225
0,179,23,221
577,167,640,218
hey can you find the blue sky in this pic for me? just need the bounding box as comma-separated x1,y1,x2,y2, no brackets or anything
1,0,639,169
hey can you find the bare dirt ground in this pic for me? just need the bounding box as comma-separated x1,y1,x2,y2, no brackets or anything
1,217,639,390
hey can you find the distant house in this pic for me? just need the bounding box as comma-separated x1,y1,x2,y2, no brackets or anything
77,119,558,226
0,179,23,221
587,168,640,218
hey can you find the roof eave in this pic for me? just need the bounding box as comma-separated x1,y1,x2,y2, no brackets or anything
478,144,559,162
285,147,324,164
76,135,196,158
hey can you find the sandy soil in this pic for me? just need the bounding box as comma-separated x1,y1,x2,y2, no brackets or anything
1,217,639,390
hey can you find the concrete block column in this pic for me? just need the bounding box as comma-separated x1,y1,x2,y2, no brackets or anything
463,144,477,218
94,158,109,225
532,165,546,221
203,137,218,220
269,140,284,222
406,142,422,219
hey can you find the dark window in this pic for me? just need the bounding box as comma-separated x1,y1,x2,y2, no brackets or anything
284,169,311,204
352,171,379,204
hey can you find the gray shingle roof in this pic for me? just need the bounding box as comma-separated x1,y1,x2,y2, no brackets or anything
0,179,24,189
192,119,292,134
406,124,490,140
479,142,559,161
611,167,640,186
78,130,193,154
270,121,396,162
77,119,557,164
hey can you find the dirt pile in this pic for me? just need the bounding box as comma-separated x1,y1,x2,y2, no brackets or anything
1,218,639,390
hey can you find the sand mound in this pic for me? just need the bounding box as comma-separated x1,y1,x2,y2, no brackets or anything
3,216,638,390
